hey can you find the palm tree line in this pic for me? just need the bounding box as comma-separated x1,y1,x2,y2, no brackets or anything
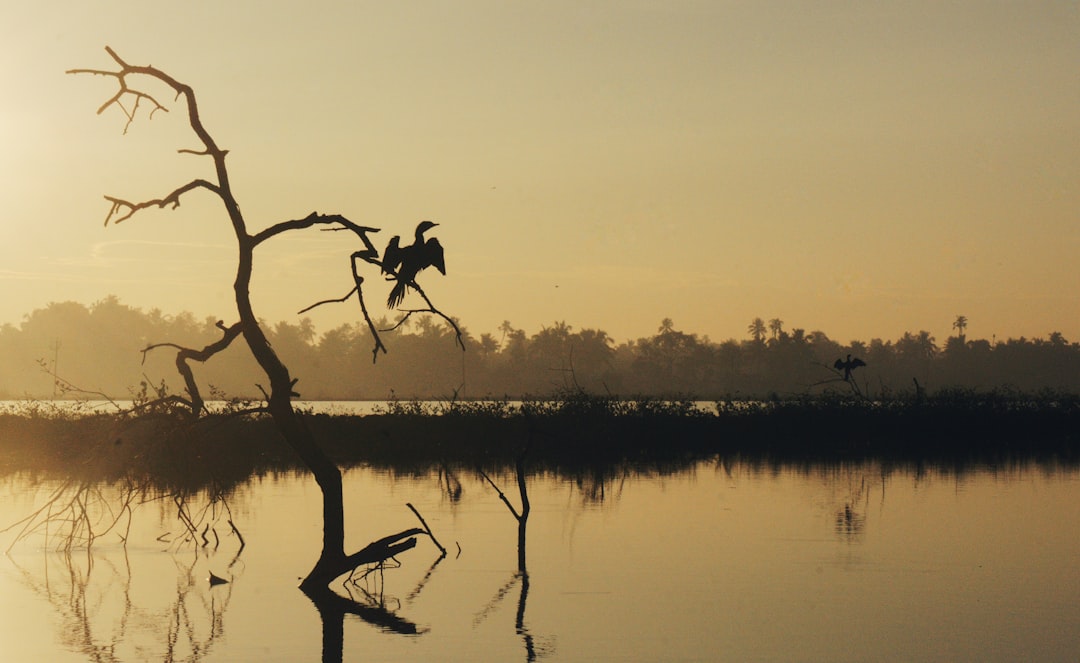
1,300,1077,400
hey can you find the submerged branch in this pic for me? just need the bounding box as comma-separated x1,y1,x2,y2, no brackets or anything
406,503,447,555
478,470,523,522
340,528,425,569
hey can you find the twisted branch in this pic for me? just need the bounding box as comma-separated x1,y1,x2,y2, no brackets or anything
141,320,243,416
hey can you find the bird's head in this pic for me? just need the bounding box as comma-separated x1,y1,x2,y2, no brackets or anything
415,220,439,237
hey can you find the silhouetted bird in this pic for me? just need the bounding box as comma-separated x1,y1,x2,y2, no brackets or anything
383,221,446,308
834,354,866,381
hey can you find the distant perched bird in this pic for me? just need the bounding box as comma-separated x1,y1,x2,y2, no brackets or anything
834,354,866,381
383,221,446,308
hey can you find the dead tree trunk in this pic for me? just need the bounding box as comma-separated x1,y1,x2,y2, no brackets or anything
69,46,442,590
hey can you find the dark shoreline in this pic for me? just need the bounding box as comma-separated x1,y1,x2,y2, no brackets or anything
1,392,1078,492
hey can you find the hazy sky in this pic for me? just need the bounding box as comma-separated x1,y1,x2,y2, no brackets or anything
1,1,1077,345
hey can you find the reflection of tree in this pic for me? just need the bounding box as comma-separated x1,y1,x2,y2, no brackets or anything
9,547,236,662
4,474,245,559
478,447,552,661
303,504,448,663
570,469,627,505
304,582,425,663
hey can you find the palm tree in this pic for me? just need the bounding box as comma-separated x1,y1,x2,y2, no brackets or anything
498,320,516,346
952,315,968,341
747,318,766,344
768,318,784,341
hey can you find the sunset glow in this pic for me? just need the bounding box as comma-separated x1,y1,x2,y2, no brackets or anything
1,1,1077,345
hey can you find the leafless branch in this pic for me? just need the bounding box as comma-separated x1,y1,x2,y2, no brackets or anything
67,48,170,134
141,321,243,416
352,262,389,362
340,528,426,569
381,288,465,352
251,211,380,252
69,47,225,162
405,503,447,555
297,287,358,315
103,179,220,226
35,359,123,410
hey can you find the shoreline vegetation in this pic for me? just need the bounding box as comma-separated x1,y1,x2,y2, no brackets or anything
2,390,1077,492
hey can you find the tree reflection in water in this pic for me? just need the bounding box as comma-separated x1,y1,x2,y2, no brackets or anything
478,446,553,661
302,504,451,663
9,546,238,662
303,582,424,663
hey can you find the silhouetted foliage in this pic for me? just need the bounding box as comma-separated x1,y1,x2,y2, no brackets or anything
4,303,1079,400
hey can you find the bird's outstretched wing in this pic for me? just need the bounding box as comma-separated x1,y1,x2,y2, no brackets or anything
382,236,403,275
425,237,446,275
851,358,866,368
833,359,844,370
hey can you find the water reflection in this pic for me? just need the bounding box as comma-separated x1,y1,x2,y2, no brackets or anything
477,448,548,661
304,581,425,663
823,469,877,542
3,458,1080,662
302,500,457,661
9,548,237,662
834,502,866,540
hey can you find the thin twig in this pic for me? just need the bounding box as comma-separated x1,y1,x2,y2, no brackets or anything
405,503,446,555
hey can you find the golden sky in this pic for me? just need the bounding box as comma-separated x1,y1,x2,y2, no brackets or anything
1,1,1077,344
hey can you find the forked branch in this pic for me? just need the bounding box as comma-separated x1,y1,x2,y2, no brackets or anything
380,280,465,351
103,180,220,226
141,320,244,416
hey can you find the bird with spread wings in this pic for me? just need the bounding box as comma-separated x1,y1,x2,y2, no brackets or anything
382,220,446,308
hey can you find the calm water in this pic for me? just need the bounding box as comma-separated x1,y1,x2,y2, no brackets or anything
1,461,1078,662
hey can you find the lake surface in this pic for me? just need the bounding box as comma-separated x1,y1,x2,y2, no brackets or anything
2,460,1078,662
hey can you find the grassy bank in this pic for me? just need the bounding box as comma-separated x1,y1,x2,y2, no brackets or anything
1,390,1077,493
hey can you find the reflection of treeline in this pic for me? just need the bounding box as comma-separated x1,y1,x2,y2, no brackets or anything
2,298,1078,399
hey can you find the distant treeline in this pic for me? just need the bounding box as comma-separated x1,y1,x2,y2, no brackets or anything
1,297,1077,400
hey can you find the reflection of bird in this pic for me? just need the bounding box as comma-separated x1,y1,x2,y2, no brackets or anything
208,572,229,586
382,221,446,308
834,354,866,381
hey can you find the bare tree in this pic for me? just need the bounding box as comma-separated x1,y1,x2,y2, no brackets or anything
68,47,452,594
